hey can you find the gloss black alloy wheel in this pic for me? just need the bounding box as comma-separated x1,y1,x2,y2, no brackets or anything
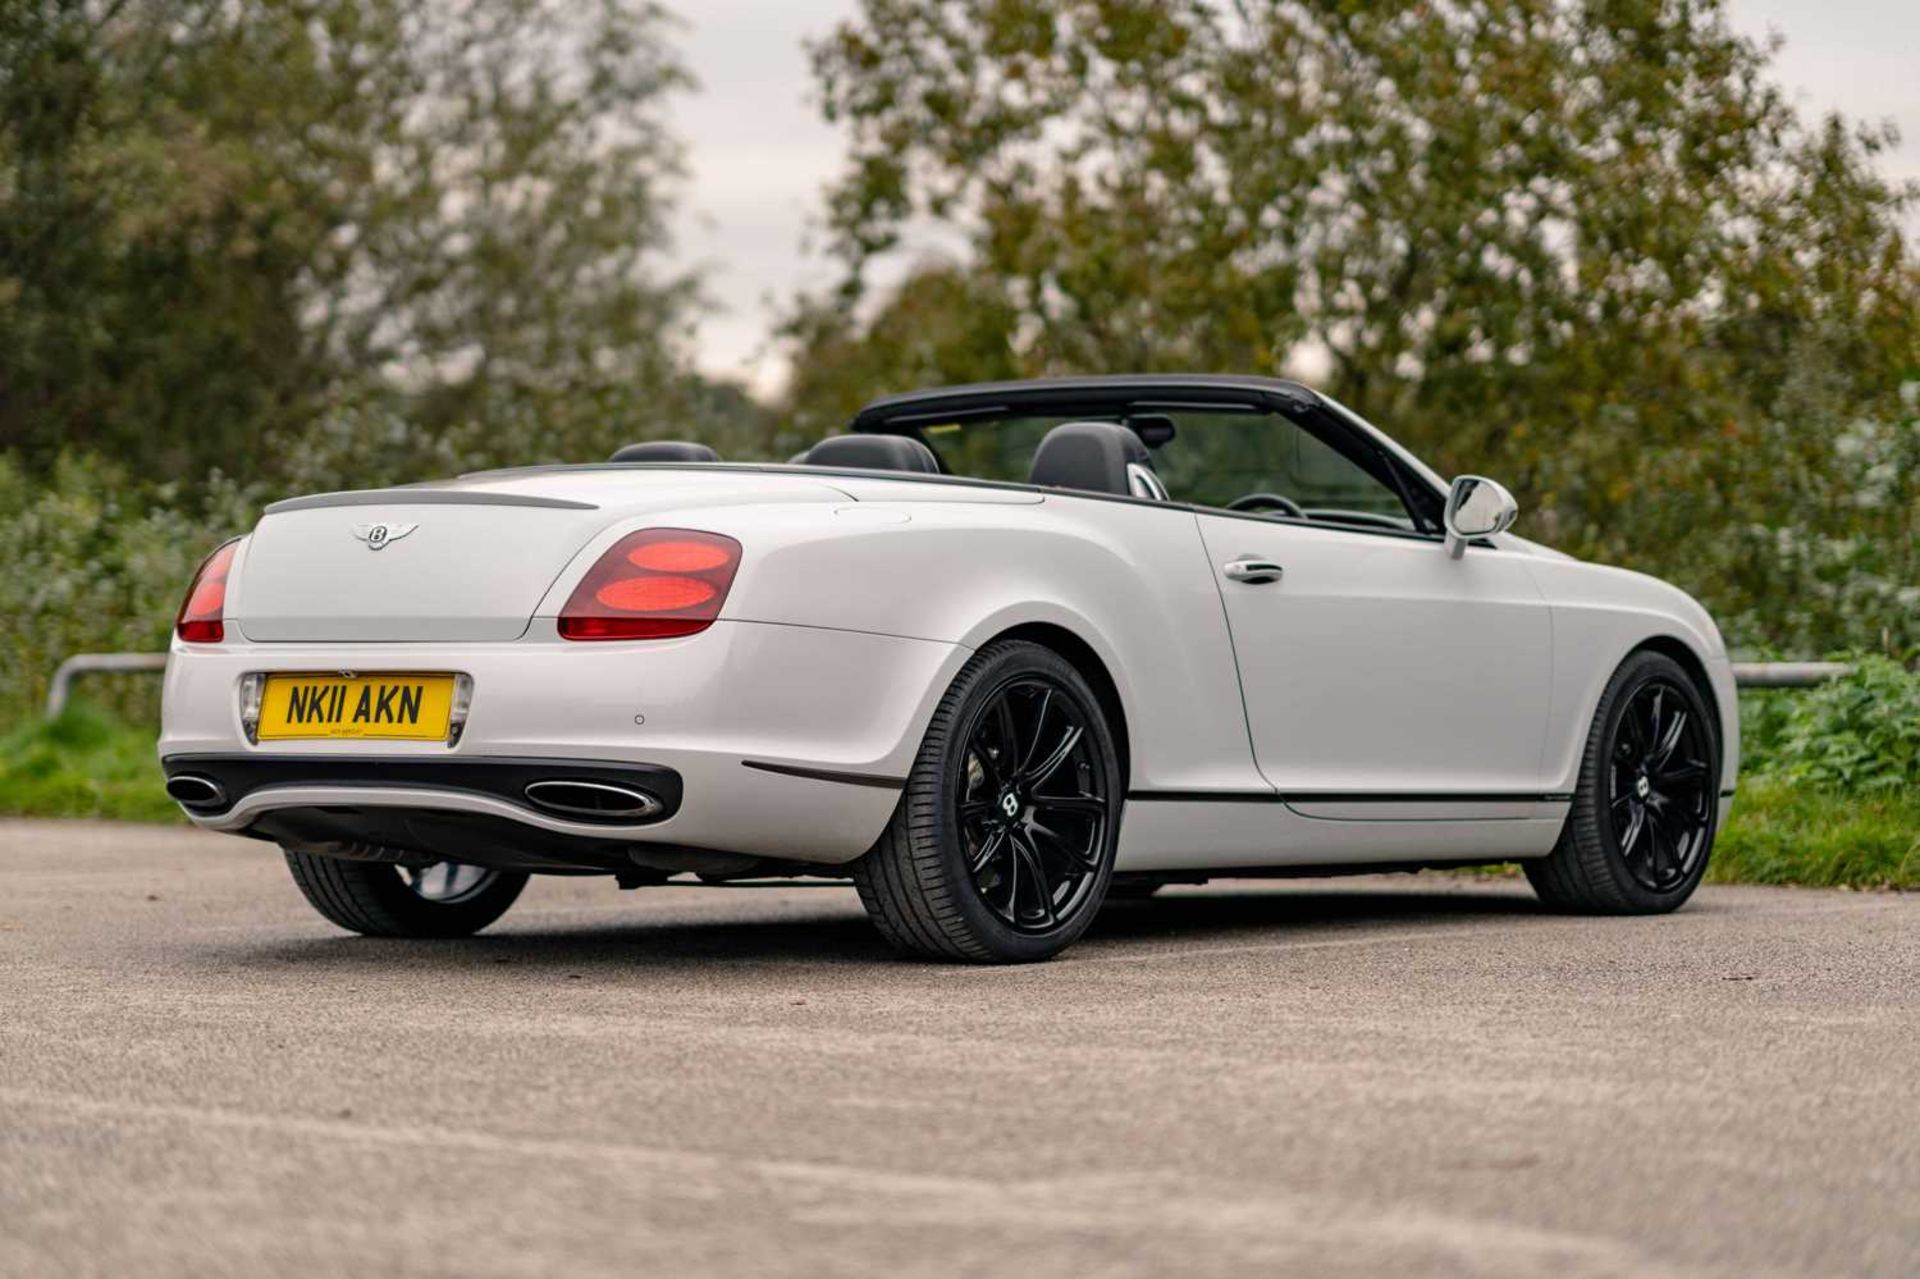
1526,650,1721,914
956,677,1110,934
1607,680,1714,893
853,640,1122,963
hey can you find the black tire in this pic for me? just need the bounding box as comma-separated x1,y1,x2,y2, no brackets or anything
852,640,1123,963
1525,650,1721,914
283,848,528,938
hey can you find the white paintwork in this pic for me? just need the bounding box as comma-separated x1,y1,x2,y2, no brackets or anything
1521,558,1739,795
1194,511,1555,797
164,618,957,862
162,443,1739,876
236,473,850,642
1116,799,1568,869
677,486,1261,797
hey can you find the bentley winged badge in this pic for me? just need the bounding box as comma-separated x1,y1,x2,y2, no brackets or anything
350,522,418,551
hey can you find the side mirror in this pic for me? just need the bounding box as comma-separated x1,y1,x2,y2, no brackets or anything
1443,475,1518,559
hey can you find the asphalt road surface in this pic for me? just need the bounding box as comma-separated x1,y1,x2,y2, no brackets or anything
1,820,1915,1278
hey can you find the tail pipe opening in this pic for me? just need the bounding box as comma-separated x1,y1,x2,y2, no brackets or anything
165,775,227,808
522,779,663,823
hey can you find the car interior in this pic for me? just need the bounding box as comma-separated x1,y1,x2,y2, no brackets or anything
602,403,1438,538
610,440,722,463
842,404,1441,536
1026,421,1170,500
791,420,1172,501
799,434,942,473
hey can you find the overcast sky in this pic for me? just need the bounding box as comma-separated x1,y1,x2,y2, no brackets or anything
672,0,1920,395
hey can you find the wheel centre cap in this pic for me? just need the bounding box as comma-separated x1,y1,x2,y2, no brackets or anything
999,791,1022,820
1635,775,1651,801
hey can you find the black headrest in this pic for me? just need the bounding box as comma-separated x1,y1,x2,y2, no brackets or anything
610,440,721,463
1028,421,1153,496
803,434,941,474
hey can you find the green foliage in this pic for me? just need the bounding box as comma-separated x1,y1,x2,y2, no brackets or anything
782,266,1025,443
1708,661,1920,888
0,0,712,489
0,1,796,718
0,454,259,724
0,704,179,824
1708,777,1918,890
1738,658,1920,793
797,0,1920,654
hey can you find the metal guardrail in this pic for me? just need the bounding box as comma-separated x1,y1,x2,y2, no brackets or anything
40,652,1856,720
1728,662,1853,688
44,653,169,719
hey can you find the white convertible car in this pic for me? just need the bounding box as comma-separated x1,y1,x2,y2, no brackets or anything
161,376,1737,962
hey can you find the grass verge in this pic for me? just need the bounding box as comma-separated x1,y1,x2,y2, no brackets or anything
1708,776,1918,890
0,706,179,825
2,709,1913,889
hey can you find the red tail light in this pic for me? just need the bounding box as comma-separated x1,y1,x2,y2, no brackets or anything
558,528,742,641
175,540,239,643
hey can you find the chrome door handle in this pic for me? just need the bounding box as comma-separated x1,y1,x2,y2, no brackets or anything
1223,558,1284,584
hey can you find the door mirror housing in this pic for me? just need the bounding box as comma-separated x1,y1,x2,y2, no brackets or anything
1443,476,1518,559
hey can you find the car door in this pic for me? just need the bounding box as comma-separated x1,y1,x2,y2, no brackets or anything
1196,513,1554,812
1160,402,1555,814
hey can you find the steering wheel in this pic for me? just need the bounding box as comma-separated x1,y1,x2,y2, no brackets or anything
1227,492,1305,519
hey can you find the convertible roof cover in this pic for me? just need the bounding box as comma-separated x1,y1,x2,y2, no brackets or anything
850,374,1322,432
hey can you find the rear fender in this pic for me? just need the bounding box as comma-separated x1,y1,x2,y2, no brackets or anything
668,498,1268,797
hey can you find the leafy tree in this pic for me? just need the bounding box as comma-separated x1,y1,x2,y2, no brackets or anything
0,453,260,723
798,0,1919,653
783,264,1023,445
0,0,706,488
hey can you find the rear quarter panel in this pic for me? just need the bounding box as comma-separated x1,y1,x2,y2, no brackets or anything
578,492,1267,797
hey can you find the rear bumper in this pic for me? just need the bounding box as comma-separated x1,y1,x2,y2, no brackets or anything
164,755,685,825
165,760,691,871
159,620,967,864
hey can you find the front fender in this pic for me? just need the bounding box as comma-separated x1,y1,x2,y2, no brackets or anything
1526,559,1740,800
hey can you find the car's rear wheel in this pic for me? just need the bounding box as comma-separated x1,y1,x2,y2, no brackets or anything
283,848,528,937
1525,650,1720,913
853,640,1122,963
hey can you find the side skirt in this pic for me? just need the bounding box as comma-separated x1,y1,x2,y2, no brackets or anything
1116,793,1567,874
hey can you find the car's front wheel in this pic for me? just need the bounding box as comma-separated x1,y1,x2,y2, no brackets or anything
853,640,1123,963
1525,650,1721,913
283,848,528,937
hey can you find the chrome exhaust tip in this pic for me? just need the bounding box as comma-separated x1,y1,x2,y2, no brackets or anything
523,779,663,822
165,775,227,808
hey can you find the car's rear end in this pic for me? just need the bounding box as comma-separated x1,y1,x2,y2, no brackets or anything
159,468,964,880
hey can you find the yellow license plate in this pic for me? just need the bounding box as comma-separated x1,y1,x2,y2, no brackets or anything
257,674,457,742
